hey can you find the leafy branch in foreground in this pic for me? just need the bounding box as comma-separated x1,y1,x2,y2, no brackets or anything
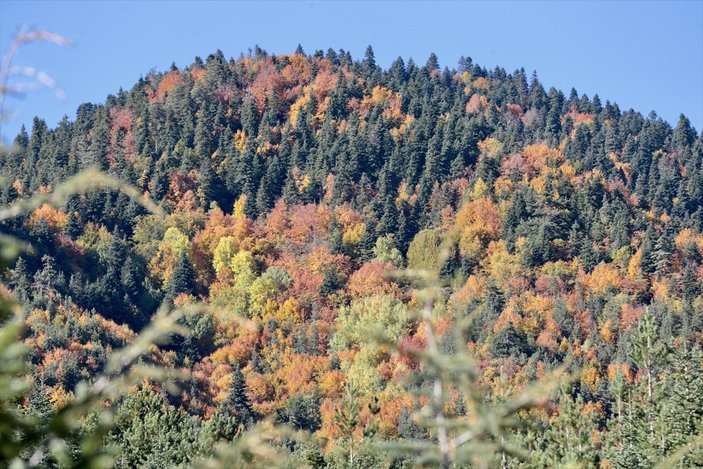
0,169,172,468
369,237,573,468
0,304,187,468
0,168,294,468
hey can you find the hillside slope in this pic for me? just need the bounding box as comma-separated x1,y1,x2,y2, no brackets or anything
1,46,702,467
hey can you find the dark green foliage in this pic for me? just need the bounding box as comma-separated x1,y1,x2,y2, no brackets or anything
108,389,200,468
223,366,257,429
167,250,195,301
320,267,343,297
278,394,321,432
491,323,533,360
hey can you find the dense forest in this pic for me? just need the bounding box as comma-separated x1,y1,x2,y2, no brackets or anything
1,45,702,467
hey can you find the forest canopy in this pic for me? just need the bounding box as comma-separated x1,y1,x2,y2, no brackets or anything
1,45,702,467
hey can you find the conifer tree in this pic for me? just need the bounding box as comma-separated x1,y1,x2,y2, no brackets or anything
167,250,195,300
224,366,257,429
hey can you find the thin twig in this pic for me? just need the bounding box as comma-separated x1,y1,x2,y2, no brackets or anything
421,292,450,468
0,28,72,124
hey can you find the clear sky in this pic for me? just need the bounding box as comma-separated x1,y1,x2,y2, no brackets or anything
1,0,701,144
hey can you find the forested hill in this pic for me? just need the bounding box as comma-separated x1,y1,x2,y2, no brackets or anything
1,46,703,467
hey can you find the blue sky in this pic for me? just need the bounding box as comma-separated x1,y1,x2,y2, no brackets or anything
1,0,701,143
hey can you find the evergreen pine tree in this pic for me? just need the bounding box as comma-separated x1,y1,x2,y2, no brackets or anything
224,366,257,429
167,250,195,300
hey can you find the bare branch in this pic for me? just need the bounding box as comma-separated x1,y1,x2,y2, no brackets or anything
0,28,72,126
7,65,66,99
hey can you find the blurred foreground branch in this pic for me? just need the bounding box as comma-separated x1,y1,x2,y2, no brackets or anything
0,28,72,128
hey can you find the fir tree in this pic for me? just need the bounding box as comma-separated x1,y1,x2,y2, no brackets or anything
167,250,195,300
223,366,257,429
